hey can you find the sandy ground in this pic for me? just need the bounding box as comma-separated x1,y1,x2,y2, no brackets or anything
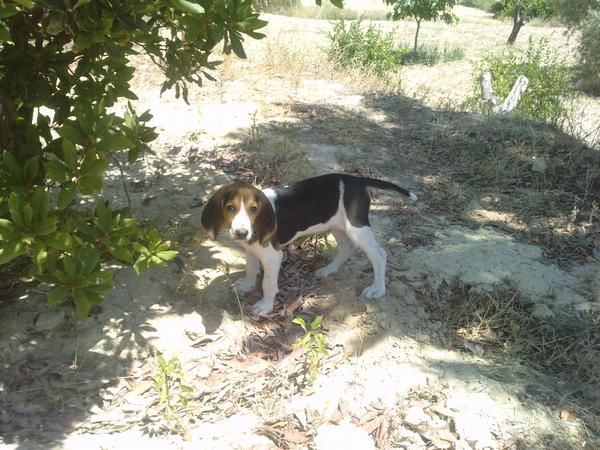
1,7,599,450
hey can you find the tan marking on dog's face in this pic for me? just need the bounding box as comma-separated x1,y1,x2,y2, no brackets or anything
202,181,275,244
223,187,261,227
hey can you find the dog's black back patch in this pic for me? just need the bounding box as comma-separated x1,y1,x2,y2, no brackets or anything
271,174,340,245
270,174,375,246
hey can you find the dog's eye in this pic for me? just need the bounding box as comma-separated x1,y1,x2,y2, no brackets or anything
248,206,258,213
226,205,236,212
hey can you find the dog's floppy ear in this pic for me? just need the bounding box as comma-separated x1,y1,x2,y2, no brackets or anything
253,190,276,246
201,184,231,240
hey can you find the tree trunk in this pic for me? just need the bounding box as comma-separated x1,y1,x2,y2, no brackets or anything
413,19,421,54
507,1,524,45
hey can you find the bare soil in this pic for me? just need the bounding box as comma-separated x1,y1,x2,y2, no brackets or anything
1,7,599,450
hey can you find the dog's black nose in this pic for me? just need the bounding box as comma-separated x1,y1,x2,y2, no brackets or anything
235,229,249,239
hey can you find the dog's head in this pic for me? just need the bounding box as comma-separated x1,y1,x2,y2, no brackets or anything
201,181,276,245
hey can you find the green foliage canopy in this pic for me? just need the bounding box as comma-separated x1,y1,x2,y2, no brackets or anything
502,0,554,19
576,9,600,94
553,0,598,25
0,0,267,315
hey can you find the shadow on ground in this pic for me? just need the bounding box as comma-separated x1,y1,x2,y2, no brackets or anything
1,87,598,449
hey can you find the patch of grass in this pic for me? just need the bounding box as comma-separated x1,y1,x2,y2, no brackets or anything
422,279,600,428
328,20,406,78
473,37,575,126
256,0,390,20
423,112,600,261
262,30,330,84
401,43,465,66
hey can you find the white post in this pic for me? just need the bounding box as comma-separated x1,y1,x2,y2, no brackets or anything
480,71,529,114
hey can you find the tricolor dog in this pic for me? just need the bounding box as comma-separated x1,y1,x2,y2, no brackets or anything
201,173,417,316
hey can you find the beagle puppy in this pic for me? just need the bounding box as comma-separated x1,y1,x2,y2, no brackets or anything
201,173,417,316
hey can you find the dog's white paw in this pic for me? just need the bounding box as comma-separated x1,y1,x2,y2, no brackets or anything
234,278,256,294
249,298,275,316
361,283,385,299
315,264,337,278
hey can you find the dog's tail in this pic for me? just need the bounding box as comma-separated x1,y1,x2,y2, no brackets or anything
361,177,418,201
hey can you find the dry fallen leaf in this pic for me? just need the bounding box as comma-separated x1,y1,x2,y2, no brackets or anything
560,409,574,422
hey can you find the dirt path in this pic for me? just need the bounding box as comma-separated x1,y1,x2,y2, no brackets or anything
1,10,599,450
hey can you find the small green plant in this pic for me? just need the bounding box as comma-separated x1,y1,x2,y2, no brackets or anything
298,234,334,257
401,43,465,66
328,20,405,77
153,353,195,428
474,37,574,126
293,314,328,383
248,110,262,152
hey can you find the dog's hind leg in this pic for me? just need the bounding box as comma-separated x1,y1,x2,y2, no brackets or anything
315,229,355,278
345,225,386,298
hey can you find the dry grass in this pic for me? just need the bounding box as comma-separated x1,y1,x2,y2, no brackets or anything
419,113,600,262
421,278,600,434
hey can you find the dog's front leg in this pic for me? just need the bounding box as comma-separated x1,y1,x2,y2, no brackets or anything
234,251,259,293
249,246,283,316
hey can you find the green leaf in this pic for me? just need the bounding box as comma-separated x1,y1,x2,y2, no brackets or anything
73,289,91,316
8,193,24,228
57,185,76,209
46,160,71,183
133,255,147,275
171,0,205,14
23,156,39,183
108,245,133,263
96,133,135,151
48,286,71,305
156,250,178,261
44,231,74,251
229,34,247,59
58,123,85,144
62,138,78,168
73,0,91,10
36,217,57,236
15,0,34,8
79,248,100,275
95,200,112,234
0,6,19,19
0,22,10,42
0,240,27,264
311,315,323,330
78,175,103,194
3,151,21,178
75,32,92,51
0,219,18,240
31,241,48,271
292,317,307,333
63,255,77,278
31,189,49,223
23,204,33,228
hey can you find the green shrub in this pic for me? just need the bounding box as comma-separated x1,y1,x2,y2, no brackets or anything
401,43,465,66
501,0,555,19
474,37,574,125
328,20,405,77
0,1,266,316
576,10,600,95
